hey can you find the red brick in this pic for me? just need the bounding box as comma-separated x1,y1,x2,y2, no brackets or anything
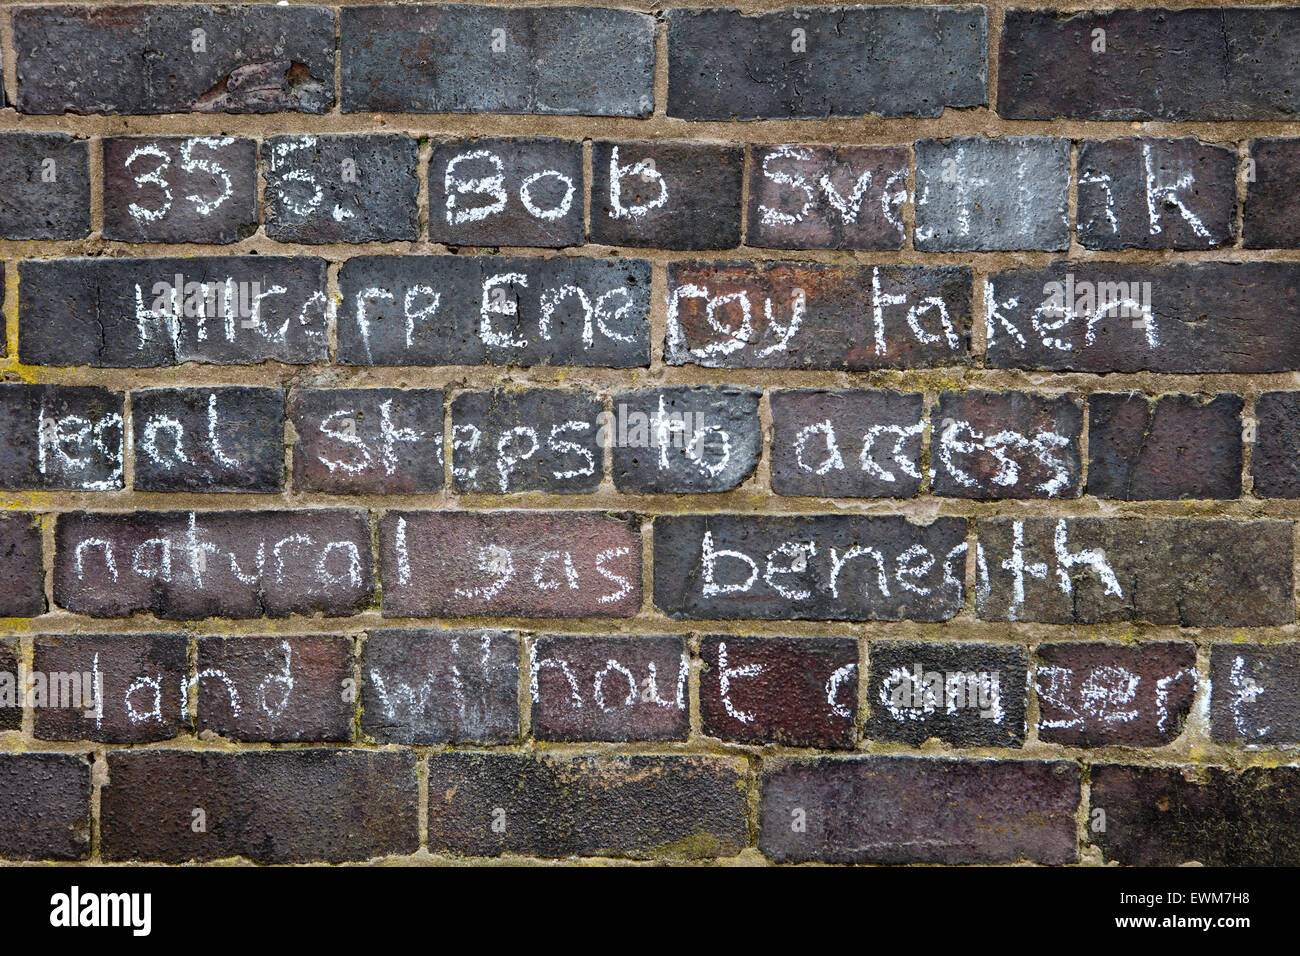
379,511,641,618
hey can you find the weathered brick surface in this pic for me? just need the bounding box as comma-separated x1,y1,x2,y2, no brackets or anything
101,750,417,862
666,262,971,369
427,753,747,859
0,514,45,618
1089,765,1300,866
0,754,90,861
985,262,1300,373
864,641,1027,747
747,144,909,250
1251,392,1300,498
1077,137,1237,250
666,7,987,120
1087,393,1242,500
429,137,583,248
699,635,857,748
591,141,743,250
450,388,602,495
759,757,1080,864
15,4,336,115
54,510,373,619
33,634,187,743
0,132,90,239
931,389,1082,499
10,0,1300,869
196,635,354,742
290,388,444,495
530,634,688,742
0,640,19,732
610,386,761,494
362,628,519,744
263,135,419,244
999,8,1300,121
103,135,258,244
1244,138,1300,248
341,5,655,116
1035,642,1196,747
976,518,1293,625
655,514,967,622
1210,644,1300,745
0,384,123,491
770,389,924,498
20,257,329,367
914,136,1070,251
379,511,641,618
133,387,285,493
338,255,650,368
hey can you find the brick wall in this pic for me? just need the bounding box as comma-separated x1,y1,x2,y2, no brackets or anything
2,0,1299,866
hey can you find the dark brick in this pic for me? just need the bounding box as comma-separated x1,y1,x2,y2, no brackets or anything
667,261,971,370
999,8,1300,121
341,5,654,116
379,511,641,619
430,137,582,248
914,137,1069,251
103,136,258,244
865,641,1027,747
759,757,1079,864
1036,643,1196,747
1088,393,1243,500
985,262,1300,373
101,750,417,863
451,388,602,495
19,257,329,368
654,514,967,622
196,635,354,742
976,517,1293,625
530,634,688,742
338,255,650,368
1077,137,1237,250
932,390,1082,499
14,4,335,115
747,144,909,251
133,387,285,493
427,753,747,860
610,386,761,494
0,132,89,239
0,514,45,618
0,754,90,861
667,6,986,120
1253,392,1300,497
1210,644,1300,744
263,135,418,244
54,510,373,619
770,389,923,499
0,384,123,491
1089,765,1300,865
0,639,17,732
33,634,186,743
362,628,519,744
700,635,857,748
1244,138,1300,248
591,141,743,250
290,388,444,495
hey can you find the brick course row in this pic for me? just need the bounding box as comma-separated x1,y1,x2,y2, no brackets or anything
6,748,1300,864
0,382,1275,501
17,257,1300,374
1,510,1289,625
9,632,1295,748
14,132,1300,250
